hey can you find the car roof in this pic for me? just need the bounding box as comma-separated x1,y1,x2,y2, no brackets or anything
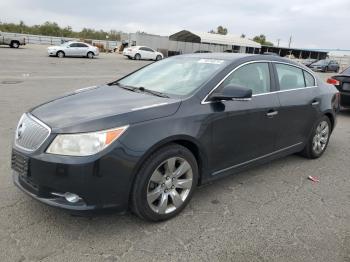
179,53,303,66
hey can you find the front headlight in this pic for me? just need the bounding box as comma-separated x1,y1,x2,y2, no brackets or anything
46,126,128,156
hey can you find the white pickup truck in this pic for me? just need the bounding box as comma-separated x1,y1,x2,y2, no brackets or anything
0,32,26,48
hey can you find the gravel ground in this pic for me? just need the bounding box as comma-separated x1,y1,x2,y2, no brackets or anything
0,45,349,262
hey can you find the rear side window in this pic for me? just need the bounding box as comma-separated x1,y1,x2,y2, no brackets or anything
275,64,305,90
304,71,315,87
221,62,270,95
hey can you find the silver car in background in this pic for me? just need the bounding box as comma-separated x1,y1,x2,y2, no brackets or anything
48,41,99,58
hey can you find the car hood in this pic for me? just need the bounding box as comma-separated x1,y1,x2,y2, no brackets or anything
30,85,181,133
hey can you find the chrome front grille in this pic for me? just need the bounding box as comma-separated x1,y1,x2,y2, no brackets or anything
15,114,51,151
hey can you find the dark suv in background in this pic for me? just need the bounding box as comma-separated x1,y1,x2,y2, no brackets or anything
310,59,340,72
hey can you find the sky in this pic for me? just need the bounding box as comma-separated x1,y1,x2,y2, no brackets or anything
0,0,349,49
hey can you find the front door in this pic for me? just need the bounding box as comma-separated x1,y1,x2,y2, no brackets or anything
209,62,280,175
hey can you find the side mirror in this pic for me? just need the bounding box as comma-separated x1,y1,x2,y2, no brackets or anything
209,85,252,101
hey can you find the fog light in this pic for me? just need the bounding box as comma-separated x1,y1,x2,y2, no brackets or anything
64,192,81,203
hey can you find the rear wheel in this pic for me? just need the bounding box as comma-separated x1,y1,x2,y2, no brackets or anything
134,53,141,60
300,116,331,159
131,144,198,221
57,51,65,58
87,52,94,59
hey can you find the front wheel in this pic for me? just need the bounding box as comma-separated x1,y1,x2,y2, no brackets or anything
57,51,65,58
131,144,198,221
300,116,331,159
87,52,94,59
134,53,141,60
156,55,162,61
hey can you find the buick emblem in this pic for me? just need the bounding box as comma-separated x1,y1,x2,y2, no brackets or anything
16,122,26,140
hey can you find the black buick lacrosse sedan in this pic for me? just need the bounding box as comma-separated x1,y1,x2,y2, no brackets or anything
12,54,339,221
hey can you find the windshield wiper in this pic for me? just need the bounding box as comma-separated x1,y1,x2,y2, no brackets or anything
137,87,169,98
111,82,169,98
111,82,138,92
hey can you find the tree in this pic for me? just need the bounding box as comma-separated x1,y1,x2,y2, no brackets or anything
253,34,274,46
209,25,228,35
0,20,122,41
217,26,228,35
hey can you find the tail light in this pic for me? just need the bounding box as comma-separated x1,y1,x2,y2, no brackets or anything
327,78,340,86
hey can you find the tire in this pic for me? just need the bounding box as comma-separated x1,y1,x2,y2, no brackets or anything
11,41,20,48
87,52,94,59
57,51,65,58
134,53,141,60
131,144,198,221
324,66,328,72
300,116,331,159
156,55,162,61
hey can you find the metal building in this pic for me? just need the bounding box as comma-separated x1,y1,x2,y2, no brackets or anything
169,30,261,54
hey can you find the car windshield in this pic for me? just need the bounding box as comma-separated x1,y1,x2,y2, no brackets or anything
313,60,328,65
117,57,229,97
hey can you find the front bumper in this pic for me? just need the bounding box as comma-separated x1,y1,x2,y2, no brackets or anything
48,49,56,56
11,143,141,212
13,172,95,210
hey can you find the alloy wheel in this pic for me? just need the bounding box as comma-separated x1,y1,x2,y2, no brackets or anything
147,157,193,214
312,120,329,155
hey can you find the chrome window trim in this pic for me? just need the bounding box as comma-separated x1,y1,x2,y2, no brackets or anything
14,113,52,152
201,60,318,105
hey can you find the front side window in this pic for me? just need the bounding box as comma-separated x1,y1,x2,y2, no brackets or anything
275,64,305,90
118,57,229,97
77,43,88,48
221,62,271,95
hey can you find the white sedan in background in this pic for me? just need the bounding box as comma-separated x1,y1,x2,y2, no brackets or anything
123,46,163,61
48,42,99,58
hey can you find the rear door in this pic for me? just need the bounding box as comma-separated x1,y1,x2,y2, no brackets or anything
138,47,148,59
273,63,319,149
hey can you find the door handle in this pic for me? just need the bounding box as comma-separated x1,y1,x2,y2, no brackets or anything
266,110,278,117
311,101,320,106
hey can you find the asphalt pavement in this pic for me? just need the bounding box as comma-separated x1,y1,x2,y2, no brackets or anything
0,45,349,262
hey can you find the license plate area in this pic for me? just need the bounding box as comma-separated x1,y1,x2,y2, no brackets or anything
11,150,30,178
